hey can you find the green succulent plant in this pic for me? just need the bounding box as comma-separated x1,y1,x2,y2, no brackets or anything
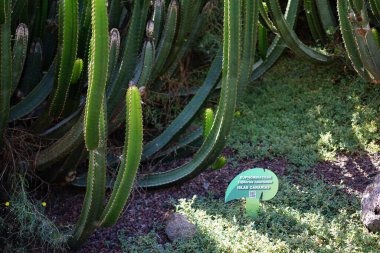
3,0,380,249
0,0,259,247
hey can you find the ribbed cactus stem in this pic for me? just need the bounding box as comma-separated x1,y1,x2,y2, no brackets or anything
211,156,227,170
69,102,107,247
100,85,143,227
0,0,12,146
203,108,214,138
11,23,28,95
49,0,78,119
138,0,242,188
258,24,269,59
71,59,83,84
84,0,109,150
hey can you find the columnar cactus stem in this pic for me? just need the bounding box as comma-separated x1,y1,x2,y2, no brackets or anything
138,0,242,188
84,0,109,150
0,0,12,146
100,85,143,227
49,0,78,119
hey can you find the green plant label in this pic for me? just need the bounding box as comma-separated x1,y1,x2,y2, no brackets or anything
225,168,279,218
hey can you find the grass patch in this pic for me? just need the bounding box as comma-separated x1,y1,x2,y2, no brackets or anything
230,56,380,167
119,176,380,252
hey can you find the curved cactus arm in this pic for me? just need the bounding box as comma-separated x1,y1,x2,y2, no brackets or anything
0,0,12,144
267,0,333,64
99,86,143,227
69,102,107,247
106,0,150,115
151,128,203,163
251,0,299,81
138,0,241,188
49,0,78,119
345,2,380,82
40,103,83,138
337,0,371,82
35,114,84,171
258,0,276,32
303,0,325,42
9,61,55,122
84,0,109,150
11,23,28,95
315,0,337,34
141,50,222,161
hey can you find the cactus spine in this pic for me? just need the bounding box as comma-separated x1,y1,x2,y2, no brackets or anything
49,0,79,118
84,0,109,150
100,86,143,227
11,23,28,94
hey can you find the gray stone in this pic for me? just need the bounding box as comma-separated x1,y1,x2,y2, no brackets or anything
165,213,196,241
361,174,380,232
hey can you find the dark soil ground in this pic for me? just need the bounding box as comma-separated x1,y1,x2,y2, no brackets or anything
43,148,380,253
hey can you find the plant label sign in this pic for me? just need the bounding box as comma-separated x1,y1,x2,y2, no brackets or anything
225,168,279,218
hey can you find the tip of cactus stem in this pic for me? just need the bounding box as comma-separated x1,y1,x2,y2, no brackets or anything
211,156,227,170
234,111,241,118
129,81,136,88
71,59,84,84
146,20,154,39
110,28,120,45
16,23,29,39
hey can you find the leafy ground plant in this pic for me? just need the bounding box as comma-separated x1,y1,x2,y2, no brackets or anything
119,176,380,253
229,56,380,167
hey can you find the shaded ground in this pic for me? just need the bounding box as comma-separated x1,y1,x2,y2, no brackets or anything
314,153,380,196
47,154,288,252
43,150,380,252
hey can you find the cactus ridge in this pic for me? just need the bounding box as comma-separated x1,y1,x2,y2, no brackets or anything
84,0,109,150
267,0,333,64
100,86,143,227
0,0,12,143
49,0,79,118
138,0,242,188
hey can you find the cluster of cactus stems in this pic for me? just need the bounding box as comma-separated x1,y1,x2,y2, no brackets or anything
2,0,380,247
338,0,380,83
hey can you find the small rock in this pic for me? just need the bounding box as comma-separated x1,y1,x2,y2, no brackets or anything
165,214,196,241
361,174,380,232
